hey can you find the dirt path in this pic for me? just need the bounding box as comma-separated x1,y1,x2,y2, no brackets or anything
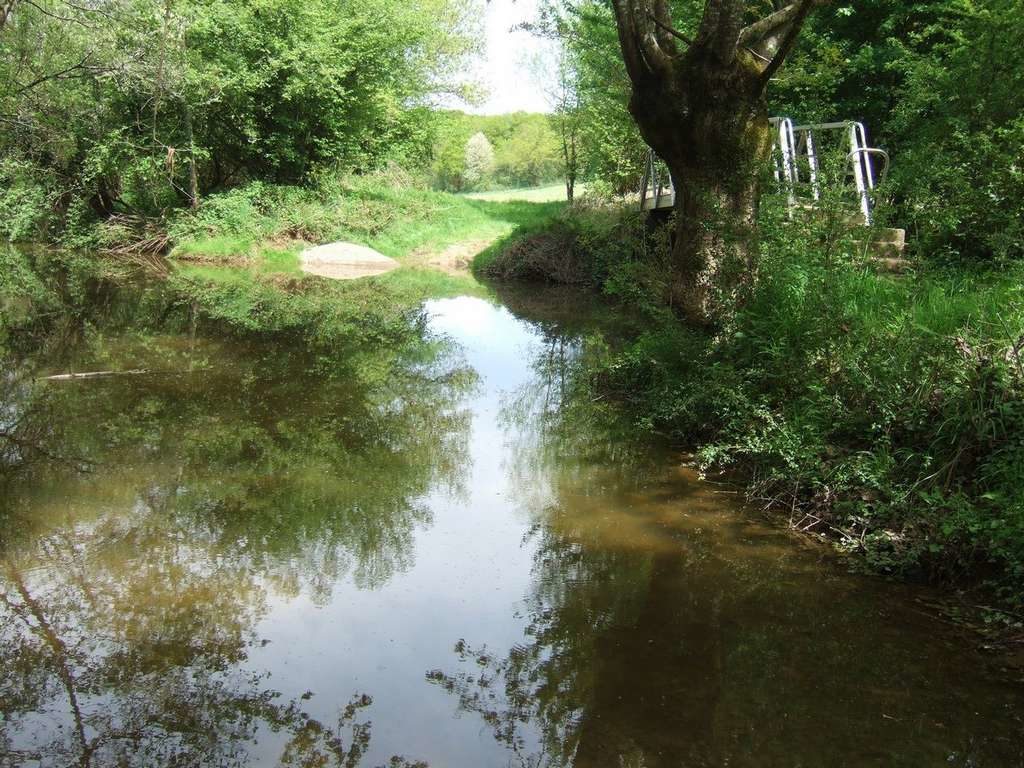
408,237,497,276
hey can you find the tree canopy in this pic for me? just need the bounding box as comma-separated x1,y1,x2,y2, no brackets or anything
0,0,480,235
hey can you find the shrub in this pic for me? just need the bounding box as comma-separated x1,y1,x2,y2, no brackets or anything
508,200,1024,597
0,159,53,243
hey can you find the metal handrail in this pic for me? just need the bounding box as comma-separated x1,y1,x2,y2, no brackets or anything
640,148,674,210
640,117,890,225
639,153,651,210
848,147,889,187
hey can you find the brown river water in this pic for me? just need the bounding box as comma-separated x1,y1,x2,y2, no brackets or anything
0,269,1021,767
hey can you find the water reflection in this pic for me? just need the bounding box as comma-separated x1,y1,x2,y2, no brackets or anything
0,527,430,766
1,257,1022,767
428,294,1024,768
0,257,472,764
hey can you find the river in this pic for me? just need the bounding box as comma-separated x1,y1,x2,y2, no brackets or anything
0,260,1021,766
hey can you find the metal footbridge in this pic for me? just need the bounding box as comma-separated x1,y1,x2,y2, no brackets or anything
640,118,891,226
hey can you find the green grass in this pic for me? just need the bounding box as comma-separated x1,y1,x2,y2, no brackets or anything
463,184,579,203
164,175,566,300
172,235,255,261
484,200,1024,602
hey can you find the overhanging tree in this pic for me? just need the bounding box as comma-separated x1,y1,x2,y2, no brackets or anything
610,0,827,323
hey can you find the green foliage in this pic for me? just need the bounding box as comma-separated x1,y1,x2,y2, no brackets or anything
499,200,1024,597
477,203,646,285
564,2,643,192
773,0,1024,262
0,0,480,236
463,132,496,191
429,111,562,191
0,158,54,243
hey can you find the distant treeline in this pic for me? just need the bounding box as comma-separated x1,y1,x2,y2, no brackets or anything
428,111,564,193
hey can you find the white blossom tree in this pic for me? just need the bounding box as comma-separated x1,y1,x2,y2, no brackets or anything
463,131,495,190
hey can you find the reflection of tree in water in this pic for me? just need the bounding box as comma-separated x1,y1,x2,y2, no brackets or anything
0,531,427,767
429,307,721,768
1,260,476,596
496,293,664,521
0,254,470,764
427,532,721,768
0,353,452,763
158,336,476,597
429,306,1024,768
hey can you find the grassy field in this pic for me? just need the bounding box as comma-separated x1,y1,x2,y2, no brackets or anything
464,184,579,204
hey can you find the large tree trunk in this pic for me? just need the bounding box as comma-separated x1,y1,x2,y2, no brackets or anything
612,0,823,324
637,55,772,321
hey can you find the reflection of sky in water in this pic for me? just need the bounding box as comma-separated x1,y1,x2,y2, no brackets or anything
249,297,553,766
3,286,1023,768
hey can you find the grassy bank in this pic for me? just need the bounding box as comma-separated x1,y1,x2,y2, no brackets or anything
3,176,567,369
480,201,1024,610
83,172,565,301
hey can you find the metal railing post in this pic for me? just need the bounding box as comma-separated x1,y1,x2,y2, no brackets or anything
779,118,797,214
848,122,872,225
805,129,820,201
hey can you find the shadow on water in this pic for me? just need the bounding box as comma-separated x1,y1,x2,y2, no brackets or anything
425,288,1024,768
0,249,1022,767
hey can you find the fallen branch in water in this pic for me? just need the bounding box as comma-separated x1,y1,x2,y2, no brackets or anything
41,369,150,381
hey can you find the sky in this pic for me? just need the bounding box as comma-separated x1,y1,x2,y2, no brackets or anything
466,0,551,115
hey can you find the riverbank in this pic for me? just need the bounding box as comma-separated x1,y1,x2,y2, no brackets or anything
477,200,1024,623
45,171,564,301
1,175,568,346
7,180,1022,625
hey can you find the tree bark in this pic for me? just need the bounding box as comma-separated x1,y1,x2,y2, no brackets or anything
561,125,577,204
634,48,771,320
611,0,823,325
183,100,199,209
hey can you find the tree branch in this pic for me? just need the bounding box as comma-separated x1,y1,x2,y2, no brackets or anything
758,0,817,82
695,0,746,64
630,0,672,73
650,0,680,54
610,0,645,80
647,11,693,47
740,1,803,46
13,55,103,95
740,0,829,60
0,0,16,32
20,0,94,27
